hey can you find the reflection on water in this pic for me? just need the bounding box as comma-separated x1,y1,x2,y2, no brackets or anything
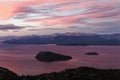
0,44,120,75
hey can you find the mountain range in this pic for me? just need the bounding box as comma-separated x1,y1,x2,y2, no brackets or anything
3,33,120,46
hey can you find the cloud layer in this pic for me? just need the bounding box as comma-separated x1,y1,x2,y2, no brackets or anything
0,24,24,31
0,0,120,36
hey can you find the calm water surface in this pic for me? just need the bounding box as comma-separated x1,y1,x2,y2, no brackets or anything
0,44,120,75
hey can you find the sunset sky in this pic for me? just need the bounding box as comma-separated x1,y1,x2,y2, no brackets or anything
0,0,120,36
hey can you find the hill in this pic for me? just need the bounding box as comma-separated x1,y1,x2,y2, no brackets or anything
1,66,120,80
0,67,19,80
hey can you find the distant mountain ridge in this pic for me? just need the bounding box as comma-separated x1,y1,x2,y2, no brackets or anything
3,33,120,46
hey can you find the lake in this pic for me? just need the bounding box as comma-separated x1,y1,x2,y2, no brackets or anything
0,44,120,75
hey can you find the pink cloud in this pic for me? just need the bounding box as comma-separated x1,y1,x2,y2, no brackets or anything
25,14,81,26
0,0,120,27
23,1,119,26
0,0,75,20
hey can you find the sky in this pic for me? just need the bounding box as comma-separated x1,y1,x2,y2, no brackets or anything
0,0,120,36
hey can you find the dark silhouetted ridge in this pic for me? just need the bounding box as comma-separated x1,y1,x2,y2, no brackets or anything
1,66,120,80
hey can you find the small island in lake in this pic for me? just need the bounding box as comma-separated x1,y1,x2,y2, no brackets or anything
35,51,72,62
85,52,99,55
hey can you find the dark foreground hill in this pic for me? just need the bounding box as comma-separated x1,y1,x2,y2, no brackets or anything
1,66,120,80
0,67,18,80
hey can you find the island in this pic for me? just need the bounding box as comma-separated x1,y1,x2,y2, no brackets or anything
85,52,99,55
35,51,72,62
